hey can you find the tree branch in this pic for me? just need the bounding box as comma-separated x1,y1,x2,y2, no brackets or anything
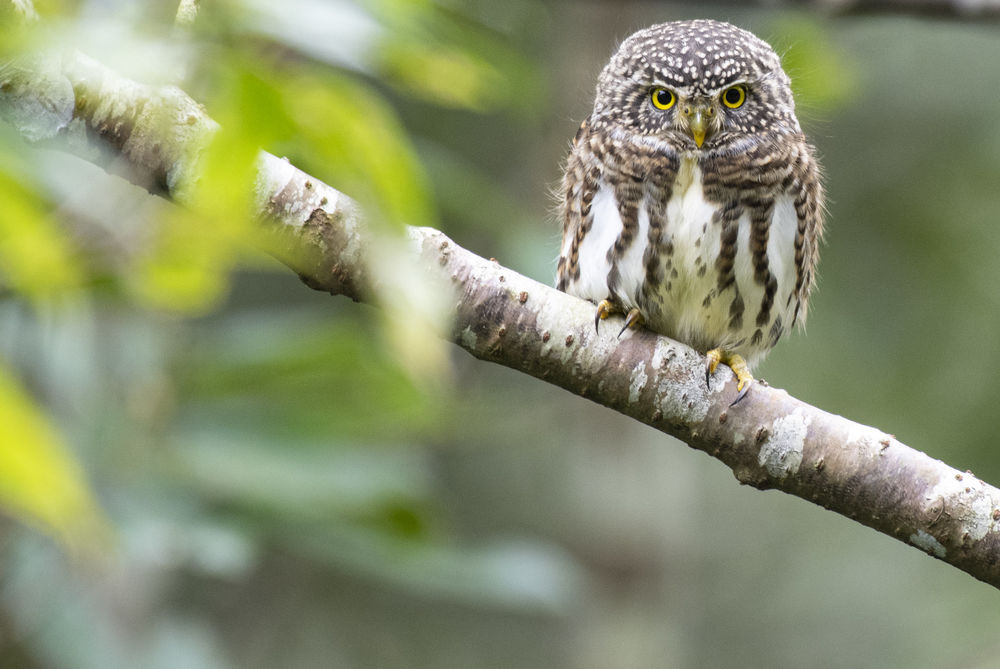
5,44,1000,590
816,0,1000,19
684,0,1000,20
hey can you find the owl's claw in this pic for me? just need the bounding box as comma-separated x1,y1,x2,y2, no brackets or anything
595,299,615,333
617,308,644,338
594,300,642,337
705,349,721,387
731,379,752,407
705,349,753,406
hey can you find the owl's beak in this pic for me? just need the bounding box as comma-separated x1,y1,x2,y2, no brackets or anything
684,104,714,148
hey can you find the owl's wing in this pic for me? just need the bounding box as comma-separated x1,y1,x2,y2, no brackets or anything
556,119,599,291
791,146,825,326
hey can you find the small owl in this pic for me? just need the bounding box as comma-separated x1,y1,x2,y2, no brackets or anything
556,19,823,403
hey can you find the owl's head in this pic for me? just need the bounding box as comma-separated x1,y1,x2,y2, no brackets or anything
591,20,800,152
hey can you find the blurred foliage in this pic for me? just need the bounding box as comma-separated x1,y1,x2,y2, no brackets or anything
0,0,563,666
0,360,105,550
0,157,83,301
3,2,1000,669
177,313,440,440
370,0,542,113
767,16,857,113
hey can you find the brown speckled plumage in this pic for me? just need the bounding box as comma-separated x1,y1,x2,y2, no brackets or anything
556,20,824,373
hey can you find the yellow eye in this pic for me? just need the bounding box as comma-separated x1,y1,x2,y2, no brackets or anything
650,87,676,110
722,85,746,109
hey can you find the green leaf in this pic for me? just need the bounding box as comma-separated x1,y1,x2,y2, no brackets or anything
370,0,542,113
0,161,83,302
274,66,436,231
0,361,106,551
129,66,266,313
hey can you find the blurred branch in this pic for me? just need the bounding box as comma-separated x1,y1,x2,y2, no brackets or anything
175,0,199,27
5,40,1000,592
698,0,1000,19
817,0,1000,19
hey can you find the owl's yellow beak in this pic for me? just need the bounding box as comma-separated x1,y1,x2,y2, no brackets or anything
684,104,714,148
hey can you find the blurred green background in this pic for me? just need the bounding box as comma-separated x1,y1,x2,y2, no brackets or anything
2,1,1000,667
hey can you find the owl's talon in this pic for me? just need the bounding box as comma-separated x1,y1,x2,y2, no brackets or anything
595,299,616,333
618,308,644,338
705,349,753,405
705,349,722,388
730,379,752,407
728,354,753,400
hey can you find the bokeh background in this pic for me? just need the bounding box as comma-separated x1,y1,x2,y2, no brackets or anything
3,1,1000,667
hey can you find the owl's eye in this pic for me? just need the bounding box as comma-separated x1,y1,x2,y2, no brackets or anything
722,85,746,109
650,87,676,110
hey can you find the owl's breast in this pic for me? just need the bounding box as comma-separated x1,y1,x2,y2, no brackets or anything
653,158,732,348
563,156,717,321
653,156,799,363
664,157,721,300
560,152,799,365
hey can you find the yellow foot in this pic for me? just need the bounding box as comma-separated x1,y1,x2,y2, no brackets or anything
594,299,643,338
618,307,644,338
705,349,753,406
594,299,617,332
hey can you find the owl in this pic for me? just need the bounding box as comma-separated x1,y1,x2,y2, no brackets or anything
556,19,824,404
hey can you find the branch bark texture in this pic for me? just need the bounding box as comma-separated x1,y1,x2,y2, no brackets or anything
5,40,1000,590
